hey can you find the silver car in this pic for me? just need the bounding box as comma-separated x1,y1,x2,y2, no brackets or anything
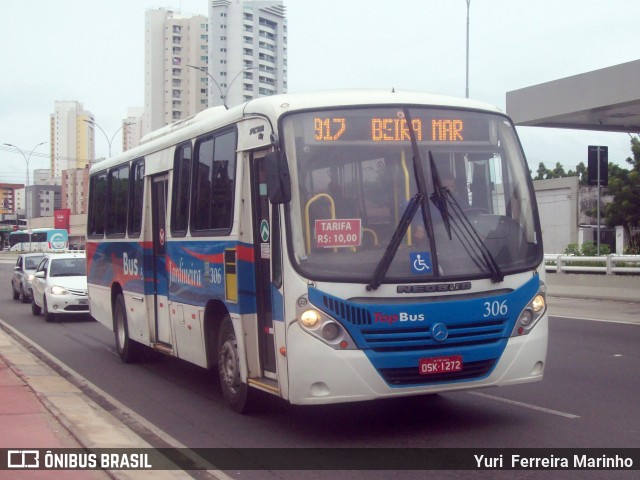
31,252,89,322
11,253,47,303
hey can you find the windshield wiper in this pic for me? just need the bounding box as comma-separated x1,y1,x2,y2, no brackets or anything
430,160,504,283
429,152,452,240
366,108,439,291
366,194,422,291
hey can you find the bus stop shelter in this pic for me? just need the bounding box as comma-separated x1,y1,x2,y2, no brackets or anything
505,59,640,254
506,59,640,133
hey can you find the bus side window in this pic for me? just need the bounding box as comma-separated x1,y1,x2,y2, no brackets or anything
128,158,145,237
106,164,129,237
191,129,236,234
88,171,107,237
171,142,192,236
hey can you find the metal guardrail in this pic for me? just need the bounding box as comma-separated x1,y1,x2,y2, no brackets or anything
545,254,640,274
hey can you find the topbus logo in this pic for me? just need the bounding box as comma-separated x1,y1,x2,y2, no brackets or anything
374,312,425,324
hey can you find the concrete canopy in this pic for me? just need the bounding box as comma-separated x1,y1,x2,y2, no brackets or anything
506,59,640,133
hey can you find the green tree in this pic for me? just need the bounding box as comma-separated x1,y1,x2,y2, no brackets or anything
535,162,550,180
604,136,640,239
575,162,587,185
551,162,566,178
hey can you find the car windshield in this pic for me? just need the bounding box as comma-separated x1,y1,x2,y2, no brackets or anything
281,106,543,283
49,258,86,277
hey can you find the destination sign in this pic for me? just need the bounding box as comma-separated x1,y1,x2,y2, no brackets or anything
310,113,492,144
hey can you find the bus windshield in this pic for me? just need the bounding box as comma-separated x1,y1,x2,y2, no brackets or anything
281,106,543,283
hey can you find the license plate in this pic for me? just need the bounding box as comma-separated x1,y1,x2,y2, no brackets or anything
78,299,88,305
419,356,463,375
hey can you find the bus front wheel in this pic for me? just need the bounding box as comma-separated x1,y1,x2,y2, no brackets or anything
114,294,142,363
218,317,252,413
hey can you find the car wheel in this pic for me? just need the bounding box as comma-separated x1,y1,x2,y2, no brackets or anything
218,317,253,413
19,285,29,304
31,296,41,316
44,297,56,323
113,294,142,363
12,283,19,300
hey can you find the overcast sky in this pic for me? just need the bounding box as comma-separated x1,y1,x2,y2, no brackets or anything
1,0,638,185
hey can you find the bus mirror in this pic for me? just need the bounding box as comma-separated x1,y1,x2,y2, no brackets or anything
264,152,291,204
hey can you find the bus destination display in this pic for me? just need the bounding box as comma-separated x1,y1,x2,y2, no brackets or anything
312,114,490,144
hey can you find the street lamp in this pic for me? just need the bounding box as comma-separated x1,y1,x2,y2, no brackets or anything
465,0,471,98
3,142,47,250
83,119,130,158
187,64,258,110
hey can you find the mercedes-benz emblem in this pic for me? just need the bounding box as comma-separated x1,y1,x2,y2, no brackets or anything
431,322,449,342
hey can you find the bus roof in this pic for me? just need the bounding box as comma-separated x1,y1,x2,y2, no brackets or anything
9,227,63,235
91,89,504,174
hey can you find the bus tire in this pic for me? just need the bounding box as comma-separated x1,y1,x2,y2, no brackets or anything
218,317,252,413
113,294,142,363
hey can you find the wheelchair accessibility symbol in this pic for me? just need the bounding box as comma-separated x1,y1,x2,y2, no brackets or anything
410,252,432,274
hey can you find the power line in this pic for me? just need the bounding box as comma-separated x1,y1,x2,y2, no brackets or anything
0,144,96,164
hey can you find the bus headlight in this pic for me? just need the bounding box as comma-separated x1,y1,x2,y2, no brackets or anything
511,284,547,337
300,309,321,328
296,296,357,349
531,294,545,313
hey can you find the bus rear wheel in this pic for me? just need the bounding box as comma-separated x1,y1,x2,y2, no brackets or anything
113,294,142,363
218,317,252,413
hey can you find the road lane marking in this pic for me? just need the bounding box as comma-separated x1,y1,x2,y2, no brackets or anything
468,391,581,419
550,314,639,326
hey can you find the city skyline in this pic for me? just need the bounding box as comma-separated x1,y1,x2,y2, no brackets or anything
1,0,639,185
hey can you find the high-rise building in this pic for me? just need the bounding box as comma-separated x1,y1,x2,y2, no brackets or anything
144,8,209,134
32,169,53,186
27,184,61,218
50,101,94,178
0,183,23,216
123,107,145,151
208,0,287,108
61,168,90,215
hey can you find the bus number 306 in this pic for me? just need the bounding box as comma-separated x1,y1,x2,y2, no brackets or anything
484,300,508,317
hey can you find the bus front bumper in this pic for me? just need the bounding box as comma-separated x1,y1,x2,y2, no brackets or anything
285,316,548,405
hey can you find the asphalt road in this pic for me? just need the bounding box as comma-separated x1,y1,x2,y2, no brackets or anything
1,260,638,480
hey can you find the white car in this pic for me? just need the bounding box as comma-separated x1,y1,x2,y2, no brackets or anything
31,252,89,322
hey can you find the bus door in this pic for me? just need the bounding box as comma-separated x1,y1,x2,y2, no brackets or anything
250,152,278,375
151,174,172,347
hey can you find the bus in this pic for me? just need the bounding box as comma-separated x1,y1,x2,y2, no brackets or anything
86,90,547,413
9,228,69,252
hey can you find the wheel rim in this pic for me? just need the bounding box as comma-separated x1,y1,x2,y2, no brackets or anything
219,336,241,395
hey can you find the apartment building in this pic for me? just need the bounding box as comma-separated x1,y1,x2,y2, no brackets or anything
50,101,95,178
61,167,90,215
123,107,145,152
208,0,287,108
0,183,23,216
144,8,209,134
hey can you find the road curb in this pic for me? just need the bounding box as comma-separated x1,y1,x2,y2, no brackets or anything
0,320,226,480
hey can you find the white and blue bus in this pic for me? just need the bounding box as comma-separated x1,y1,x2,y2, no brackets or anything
9,228,69,252
86,90,547,412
